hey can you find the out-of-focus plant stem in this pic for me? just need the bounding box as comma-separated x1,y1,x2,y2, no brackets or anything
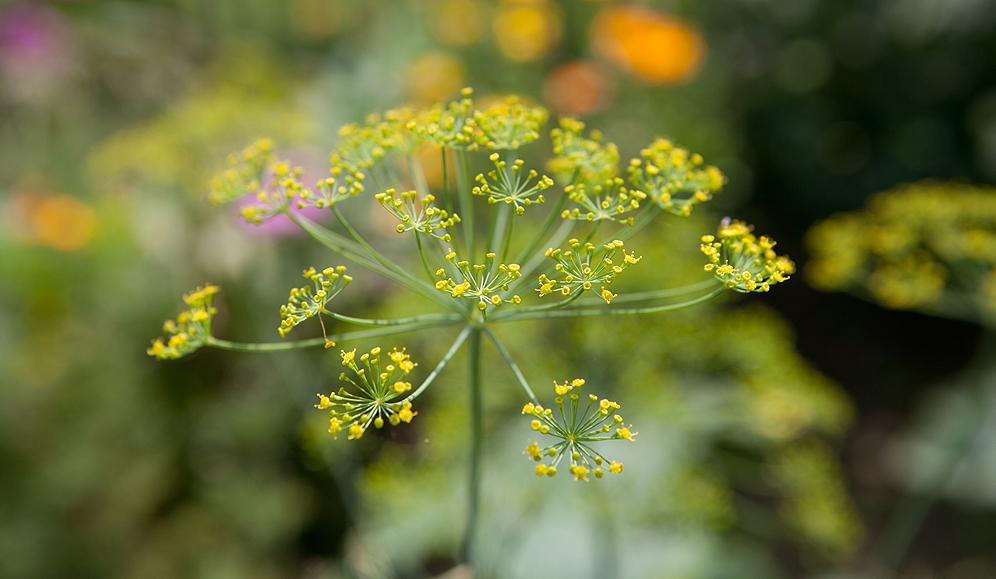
880,329,996,573
461,326,484,567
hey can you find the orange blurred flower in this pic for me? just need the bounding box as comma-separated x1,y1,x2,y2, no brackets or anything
543,60,613,116
591,6,705,85
7,191,97,252
493,0,562,63
406,52,466,105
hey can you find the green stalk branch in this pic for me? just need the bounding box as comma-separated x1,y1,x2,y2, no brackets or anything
575,279,721,306
206,336,327,352
404,325,472,402
333,206,414,279
206,322,451,353
597,204,661,246
515,219,575,287
456,148,476,259
290,213,458,311
414,232,438,282
323,310,461,328
495,287,726,322
514,170,574,265
489,204,512,258
483,328,539,404
461,327,484,565
408,155,429,195
495,289,583,320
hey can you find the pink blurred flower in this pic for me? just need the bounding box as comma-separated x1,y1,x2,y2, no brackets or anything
0,3,76,102
234,149,332,238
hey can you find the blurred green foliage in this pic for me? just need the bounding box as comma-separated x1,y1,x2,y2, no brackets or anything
2,0,994,577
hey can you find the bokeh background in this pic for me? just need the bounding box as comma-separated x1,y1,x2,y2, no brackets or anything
2,1,995,578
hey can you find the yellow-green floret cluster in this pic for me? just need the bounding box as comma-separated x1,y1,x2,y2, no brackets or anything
434,251,522,311
537,239,641,304
473,153,553,215
701,219,795,293
806,182,996,318
523,378,637,481
472,95,548,151
375,188,460,240
627,138,725,217
409,88,478,150
315,346,420,440
278,266,351,338
548,117,619,187
240,160,311,224
208,138,274,205
147,285,220,360
562,177,647,224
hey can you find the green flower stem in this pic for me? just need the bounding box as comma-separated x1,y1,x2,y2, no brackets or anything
441,147,449,200
404,325,472,402
322,310,461,328
456,148,476,259
500,210,515,264
206,336,328,352
494,289,582,320
414,232,437,282
582,221,602,244
514,219,575,288
483,328,538,404
408,155,429,195
205,322,451,352
461,327,483,566
575,279,721,306
489,204,512,258
495,287,726,322
599,204,661,246
513,186,571,265
880,330,996,573
286,211,372,265
333,206,418,281
290,213,459,311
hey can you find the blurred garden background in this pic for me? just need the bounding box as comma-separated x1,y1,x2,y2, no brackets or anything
2,0,996,578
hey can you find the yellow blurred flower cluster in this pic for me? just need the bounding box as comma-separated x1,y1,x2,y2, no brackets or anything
807,182,996,321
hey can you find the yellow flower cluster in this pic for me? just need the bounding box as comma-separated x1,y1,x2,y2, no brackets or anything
472,153,553,215
209,89,564,226
523,378,636,481
548,117,619,187
701,219,795,293
278,266,351,338
408,87,478,150
147,285,220,360
806,182,996,317
315,346,420,440
239,160,311,224
301,111,421,209
561,177,647,224
375,188,461,241
537,239,641,304
628,138,725,217
472,95,548,151
208,138,274,205
327,122,385,195
434,251,522,311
